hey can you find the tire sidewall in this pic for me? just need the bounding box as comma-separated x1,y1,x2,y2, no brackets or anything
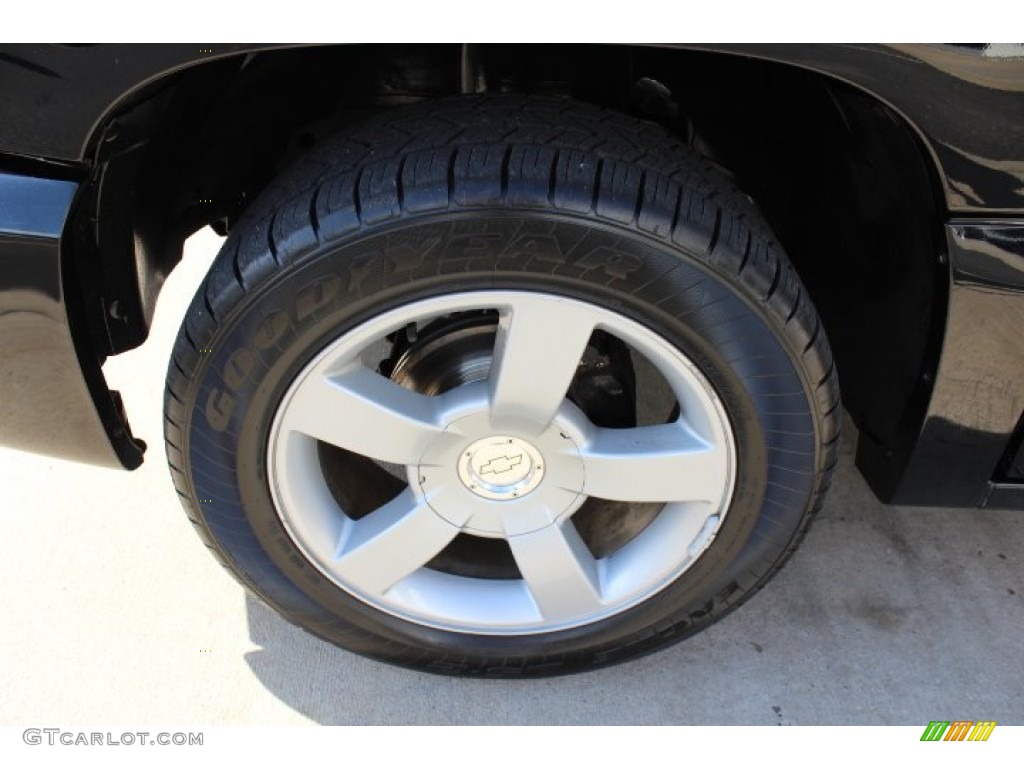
185,212,819,671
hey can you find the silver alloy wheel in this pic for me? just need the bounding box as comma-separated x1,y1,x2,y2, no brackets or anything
267,291,736,635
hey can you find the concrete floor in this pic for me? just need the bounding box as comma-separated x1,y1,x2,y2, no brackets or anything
0,228,1021,726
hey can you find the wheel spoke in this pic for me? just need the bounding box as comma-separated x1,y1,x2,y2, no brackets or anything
508,520,603,622
268,289,738,635
333,489,460,596
580,423,727,503
489,295,596,429
282,365,445,465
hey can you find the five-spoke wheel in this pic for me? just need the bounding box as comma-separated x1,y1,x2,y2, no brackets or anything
166,95,839,675
268,291,736,634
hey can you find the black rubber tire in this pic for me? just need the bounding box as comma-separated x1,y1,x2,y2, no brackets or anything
164,95,840,677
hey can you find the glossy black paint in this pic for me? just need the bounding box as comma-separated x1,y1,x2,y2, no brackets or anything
860,221,1024,508
1,44,1022,213
0,43,1022,509
682,44,1024,214
0,172,144,468
0,44,263,162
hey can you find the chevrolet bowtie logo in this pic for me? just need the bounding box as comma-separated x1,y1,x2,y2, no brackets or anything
478,454,524,475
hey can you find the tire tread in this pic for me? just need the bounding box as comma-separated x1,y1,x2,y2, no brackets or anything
164,94,841,677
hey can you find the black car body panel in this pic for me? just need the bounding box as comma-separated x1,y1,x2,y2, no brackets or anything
685,44,1024,214
1,43,1022,509
0,171,144,468
858,219,1024,508
3,44,1022,213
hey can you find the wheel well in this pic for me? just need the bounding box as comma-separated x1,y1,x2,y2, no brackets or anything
83,44,945,489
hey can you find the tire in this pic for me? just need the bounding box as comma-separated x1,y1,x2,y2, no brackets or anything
165,95,840,677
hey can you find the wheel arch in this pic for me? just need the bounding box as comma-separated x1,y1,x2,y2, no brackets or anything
72,44,947,493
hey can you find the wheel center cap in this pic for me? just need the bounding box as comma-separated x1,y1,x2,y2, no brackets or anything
458,436,545,500
416,405,586,536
